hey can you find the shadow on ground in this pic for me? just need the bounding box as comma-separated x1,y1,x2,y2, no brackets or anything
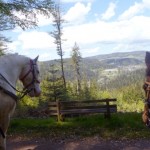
7,137,150,150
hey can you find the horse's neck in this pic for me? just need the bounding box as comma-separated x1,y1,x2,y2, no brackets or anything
146,76,150,82
0,55,29,93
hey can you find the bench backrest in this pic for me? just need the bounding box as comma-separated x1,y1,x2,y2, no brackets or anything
49,99,117,117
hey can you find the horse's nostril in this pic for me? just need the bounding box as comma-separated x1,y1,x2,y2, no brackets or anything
36,91,41,96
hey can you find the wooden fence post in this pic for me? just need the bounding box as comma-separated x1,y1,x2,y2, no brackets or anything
56,100,61,121
105,99,110,118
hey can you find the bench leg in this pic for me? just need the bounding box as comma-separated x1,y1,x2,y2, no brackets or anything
57,114,65,122
104,113,111,119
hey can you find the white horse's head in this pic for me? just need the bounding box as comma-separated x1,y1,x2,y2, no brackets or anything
19,56,41,97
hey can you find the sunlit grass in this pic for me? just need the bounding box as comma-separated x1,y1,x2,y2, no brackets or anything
8,113,150,139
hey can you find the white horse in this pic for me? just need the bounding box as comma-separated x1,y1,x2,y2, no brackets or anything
0,54,41,150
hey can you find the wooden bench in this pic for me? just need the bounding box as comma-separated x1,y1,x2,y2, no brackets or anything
48,99,117,121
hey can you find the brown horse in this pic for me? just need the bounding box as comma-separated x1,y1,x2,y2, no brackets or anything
0,54,41,150
142,52,150,127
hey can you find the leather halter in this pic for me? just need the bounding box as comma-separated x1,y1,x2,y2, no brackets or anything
20,59,40,91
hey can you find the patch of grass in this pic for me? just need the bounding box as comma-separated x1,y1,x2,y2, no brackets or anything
8,113,150,140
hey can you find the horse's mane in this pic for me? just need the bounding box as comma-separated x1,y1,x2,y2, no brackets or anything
1,53,27,58
0,54,30,64
0,53,29,59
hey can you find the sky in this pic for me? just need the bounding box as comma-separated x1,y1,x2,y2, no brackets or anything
3,0,150,61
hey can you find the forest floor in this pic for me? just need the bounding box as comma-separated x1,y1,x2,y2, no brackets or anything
7,136,150,150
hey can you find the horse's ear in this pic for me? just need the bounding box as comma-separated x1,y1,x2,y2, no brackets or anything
34,55,39,62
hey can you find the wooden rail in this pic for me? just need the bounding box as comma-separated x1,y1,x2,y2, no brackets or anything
48,99,117,121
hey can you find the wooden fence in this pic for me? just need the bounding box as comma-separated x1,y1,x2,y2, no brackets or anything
48,98,117,121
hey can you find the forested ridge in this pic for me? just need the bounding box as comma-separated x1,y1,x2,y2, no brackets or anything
14,50,147,117
39,51,145,81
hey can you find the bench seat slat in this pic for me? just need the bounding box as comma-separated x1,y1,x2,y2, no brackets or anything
60,107,117,115
61,104,116,110
59,99,116,105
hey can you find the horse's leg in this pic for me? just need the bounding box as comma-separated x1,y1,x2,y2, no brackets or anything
0,129,5,150
0,99,16,150
0,93,16,150
0,136,6,150
0,115,10,150
142,103,149,124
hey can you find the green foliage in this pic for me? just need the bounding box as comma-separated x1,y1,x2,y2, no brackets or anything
15,68,146,117
0,35,10,55
0,0,54,31
15,96,39,117
42,64,68,101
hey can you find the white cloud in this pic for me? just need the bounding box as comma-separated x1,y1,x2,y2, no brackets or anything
37,14,53,26
18,31,54,50
8,31,57,61
118,0,150,21
61,0,93,3
101,2,116,20
119,2,144,20
64,2,91,23
8,41,21,51
63,15,150,46
143,0,150,8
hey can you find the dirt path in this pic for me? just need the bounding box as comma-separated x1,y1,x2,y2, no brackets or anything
7,136,150,150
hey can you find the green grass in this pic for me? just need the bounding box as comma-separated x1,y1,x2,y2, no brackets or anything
8,113,150,140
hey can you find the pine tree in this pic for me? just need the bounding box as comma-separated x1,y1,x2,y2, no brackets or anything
71,42,82,95
42,64,67,102
51,4,66,89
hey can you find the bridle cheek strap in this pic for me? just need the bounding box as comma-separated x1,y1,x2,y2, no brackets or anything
20,60,33,82
144,82,150,101
20,59,40,91
20,69,32,82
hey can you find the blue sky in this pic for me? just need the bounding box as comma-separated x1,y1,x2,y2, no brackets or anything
3,0,150,61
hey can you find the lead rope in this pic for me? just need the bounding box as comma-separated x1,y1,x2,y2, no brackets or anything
0,73,25,94
0,127,5,138
18,88,33,99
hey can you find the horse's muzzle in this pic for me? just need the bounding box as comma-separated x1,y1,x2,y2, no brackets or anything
28,87,41,97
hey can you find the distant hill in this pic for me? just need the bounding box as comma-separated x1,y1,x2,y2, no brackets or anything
39,51,146,82
87,51,145,61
